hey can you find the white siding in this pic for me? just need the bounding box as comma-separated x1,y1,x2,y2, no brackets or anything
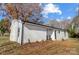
51,30,55,40
23,23,47,44
17,20,23,44
10,20,69,44
65,32,68,39
51,30,68,40
10,20,19,42
47,29,53,39
56,30,62,40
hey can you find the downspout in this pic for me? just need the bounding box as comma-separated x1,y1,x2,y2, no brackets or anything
21,16,29,45
46,28,49,40
55,30,57,40
21,22,24,45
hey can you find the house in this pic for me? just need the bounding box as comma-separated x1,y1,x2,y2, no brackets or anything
10,19,68,44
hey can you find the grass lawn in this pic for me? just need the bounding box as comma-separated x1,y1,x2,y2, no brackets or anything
0,36,79,55
0,36,10,45
0,36,20,55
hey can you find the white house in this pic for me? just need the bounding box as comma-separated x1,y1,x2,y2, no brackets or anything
10,20,68,45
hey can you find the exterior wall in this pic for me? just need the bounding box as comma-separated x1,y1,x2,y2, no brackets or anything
23,23,47,44
50,30,68,41
65,31,68,39
10,20,47,44
47,29,53,40
10,20,23,44
56,30,68,40
51,30,55,40
10,20,19,42
17,20,23,44
56,30,62,40
10,20,69,44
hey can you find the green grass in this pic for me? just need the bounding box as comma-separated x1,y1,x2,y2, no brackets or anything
0,36,20,55
0,36,10,45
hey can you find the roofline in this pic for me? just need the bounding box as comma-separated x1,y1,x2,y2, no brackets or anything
23,20,67,31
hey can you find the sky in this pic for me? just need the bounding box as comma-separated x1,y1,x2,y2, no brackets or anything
0,16,3,20
0,3,79,23
40,3,79,23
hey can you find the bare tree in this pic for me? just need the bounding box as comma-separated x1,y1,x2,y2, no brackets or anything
4,3,43,45
5,3,43,24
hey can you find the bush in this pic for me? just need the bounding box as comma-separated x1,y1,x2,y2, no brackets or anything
0,26,8,36
68,24,78,38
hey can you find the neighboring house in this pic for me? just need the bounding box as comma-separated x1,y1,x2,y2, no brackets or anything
10,20,69,44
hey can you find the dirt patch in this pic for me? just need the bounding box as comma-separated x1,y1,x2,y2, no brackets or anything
16,40,78,55
0,38,79,55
